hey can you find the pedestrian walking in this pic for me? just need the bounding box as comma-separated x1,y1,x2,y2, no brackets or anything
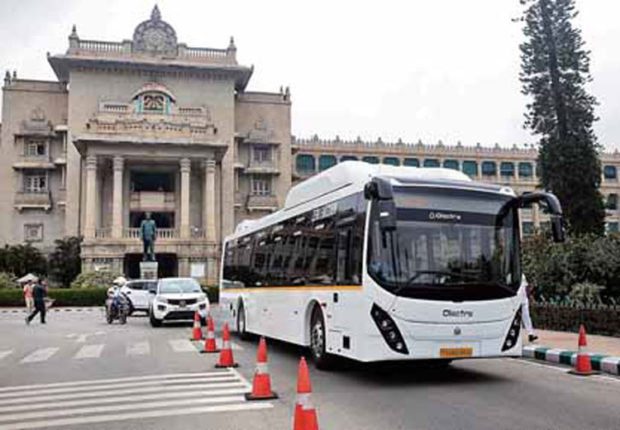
25,278,47,325
521,274,538,342
23,281,34,314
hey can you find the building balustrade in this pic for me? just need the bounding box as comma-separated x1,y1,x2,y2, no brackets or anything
14,191,52,212
13,154,55,169
246,194,278,211
246,159,279,174
129,191,176,211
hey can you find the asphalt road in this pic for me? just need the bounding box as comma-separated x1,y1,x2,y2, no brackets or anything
1,307,619,430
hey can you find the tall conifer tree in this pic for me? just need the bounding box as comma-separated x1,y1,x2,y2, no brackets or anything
518,0,605,235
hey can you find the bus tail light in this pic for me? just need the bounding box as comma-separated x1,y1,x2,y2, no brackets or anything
501,308,522,351
371,304,409,355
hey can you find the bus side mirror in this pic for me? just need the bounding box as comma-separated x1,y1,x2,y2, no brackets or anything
378,200,397,231
518,191,565,243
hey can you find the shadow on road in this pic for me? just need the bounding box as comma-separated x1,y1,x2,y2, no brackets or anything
241,334,509,387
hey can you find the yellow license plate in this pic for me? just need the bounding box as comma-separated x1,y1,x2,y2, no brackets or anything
440,347,473,358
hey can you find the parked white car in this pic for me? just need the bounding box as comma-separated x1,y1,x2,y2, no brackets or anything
149,278,209,327
121,280,157,314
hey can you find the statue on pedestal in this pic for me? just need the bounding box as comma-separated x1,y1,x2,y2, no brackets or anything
140,212,157,262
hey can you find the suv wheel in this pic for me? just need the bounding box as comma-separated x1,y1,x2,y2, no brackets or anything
149,309,162,327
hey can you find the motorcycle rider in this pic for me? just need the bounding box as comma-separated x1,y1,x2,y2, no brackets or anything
107,277,127,314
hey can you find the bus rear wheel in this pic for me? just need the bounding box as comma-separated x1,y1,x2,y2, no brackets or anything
236,303,250,341
310,307,333,370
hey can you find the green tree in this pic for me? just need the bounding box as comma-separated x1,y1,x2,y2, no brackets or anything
48,237,82,287
1,244,47,278
518,0,605,235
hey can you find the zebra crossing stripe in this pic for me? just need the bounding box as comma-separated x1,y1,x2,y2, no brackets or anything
0,350,13,361
126,341,150,356
0,387,250,414
74,344,104,359
0,371,232,393
0,395,246,422
20,348,59,364
0,375,240,399
0,381,248,406
168,339,196,352
0,402,273,430
0,370,272,429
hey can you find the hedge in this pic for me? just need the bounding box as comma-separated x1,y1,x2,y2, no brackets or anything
0,288,108,307
531,301,620,337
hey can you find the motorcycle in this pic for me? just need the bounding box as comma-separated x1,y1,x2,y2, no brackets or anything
105,290,131,324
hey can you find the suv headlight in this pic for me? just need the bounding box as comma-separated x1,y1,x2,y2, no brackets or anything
156,297,168,304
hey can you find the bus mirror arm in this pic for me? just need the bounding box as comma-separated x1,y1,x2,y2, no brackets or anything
518,192,565,243
364,178,397,231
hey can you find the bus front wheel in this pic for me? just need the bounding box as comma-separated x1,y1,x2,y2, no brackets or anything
310,307,333,370
236,302,250,341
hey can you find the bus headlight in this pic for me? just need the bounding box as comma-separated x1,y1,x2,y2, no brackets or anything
502,308,522,352
371,304,409,355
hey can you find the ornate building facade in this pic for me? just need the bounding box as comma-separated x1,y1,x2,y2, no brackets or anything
2,7,620,282
0,7,291,282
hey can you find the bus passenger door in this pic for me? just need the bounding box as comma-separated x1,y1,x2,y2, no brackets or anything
331,227,353,330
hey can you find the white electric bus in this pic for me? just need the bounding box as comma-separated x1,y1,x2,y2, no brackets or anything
219,161,564,368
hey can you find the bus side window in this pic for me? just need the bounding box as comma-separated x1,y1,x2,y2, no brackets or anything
336,228,352,284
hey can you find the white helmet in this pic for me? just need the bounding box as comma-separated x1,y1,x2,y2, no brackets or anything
112,276,127,287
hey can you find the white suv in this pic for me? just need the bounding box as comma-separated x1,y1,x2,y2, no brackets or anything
149,278,209,327
121,280,157,314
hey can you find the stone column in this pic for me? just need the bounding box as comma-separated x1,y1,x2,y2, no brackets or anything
180,158,191,238
112,156,124,238
84,155,97,239
204,159,217,243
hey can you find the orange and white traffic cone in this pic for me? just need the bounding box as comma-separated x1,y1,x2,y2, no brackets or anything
569,324,597,376
215,323,238,368
245,337,278,400
200,316,219,354
190,311,202,341
293,357,318,430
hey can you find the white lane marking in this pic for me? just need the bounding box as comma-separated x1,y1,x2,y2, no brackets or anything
0,376,240,399
0,387,250,414
1,382,247,405
169,339,196,352
0,350,13,361
75,334,88,343
73,344,104,359
590,374,620,385
0,402,273,430
20,348,59,364
0,395,246,423
126,341,150,356
0,371,234,393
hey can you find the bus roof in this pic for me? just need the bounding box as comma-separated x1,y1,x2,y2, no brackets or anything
232,161,510,237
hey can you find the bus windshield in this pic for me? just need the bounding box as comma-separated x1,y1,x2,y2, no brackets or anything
367,186,520,301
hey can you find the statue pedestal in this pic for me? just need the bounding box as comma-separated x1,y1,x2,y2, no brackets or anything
140,262,159,280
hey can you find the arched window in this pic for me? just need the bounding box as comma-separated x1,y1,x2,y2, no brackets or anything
482,161,497,176
518,162,533,178
423,159,440,168
362,156,379,164
296,154,315,173
132,83,176,115
604,166,617,180
318,155,337,171
462,160,477,177
500,162,515,177
443,159,459,170
403,158,419,167
383,157,400,166
606,194,618,210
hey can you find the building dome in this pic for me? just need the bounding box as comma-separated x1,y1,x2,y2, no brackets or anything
133,5,177,55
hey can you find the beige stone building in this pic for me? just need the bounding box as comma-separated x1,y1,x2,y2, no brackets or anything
2,6,620,282
0,7,291,282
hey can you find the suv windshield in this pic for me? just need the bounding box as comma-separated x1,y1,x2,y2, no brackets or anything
367,186,520,301
159,279,202,294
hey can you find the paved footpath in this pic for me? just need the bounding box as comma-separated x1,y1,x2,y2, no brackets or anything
1,310,620,430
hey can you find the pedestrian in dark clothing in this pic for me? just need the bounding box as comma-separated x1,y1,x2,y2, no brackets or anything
26,281,47,324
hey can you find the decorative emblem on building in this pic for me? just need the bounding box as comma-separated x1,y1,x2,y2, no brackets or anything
133,6,177,56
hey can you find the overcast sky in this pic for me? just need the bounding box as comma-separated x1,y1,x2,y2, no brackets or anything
1,0,618,149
